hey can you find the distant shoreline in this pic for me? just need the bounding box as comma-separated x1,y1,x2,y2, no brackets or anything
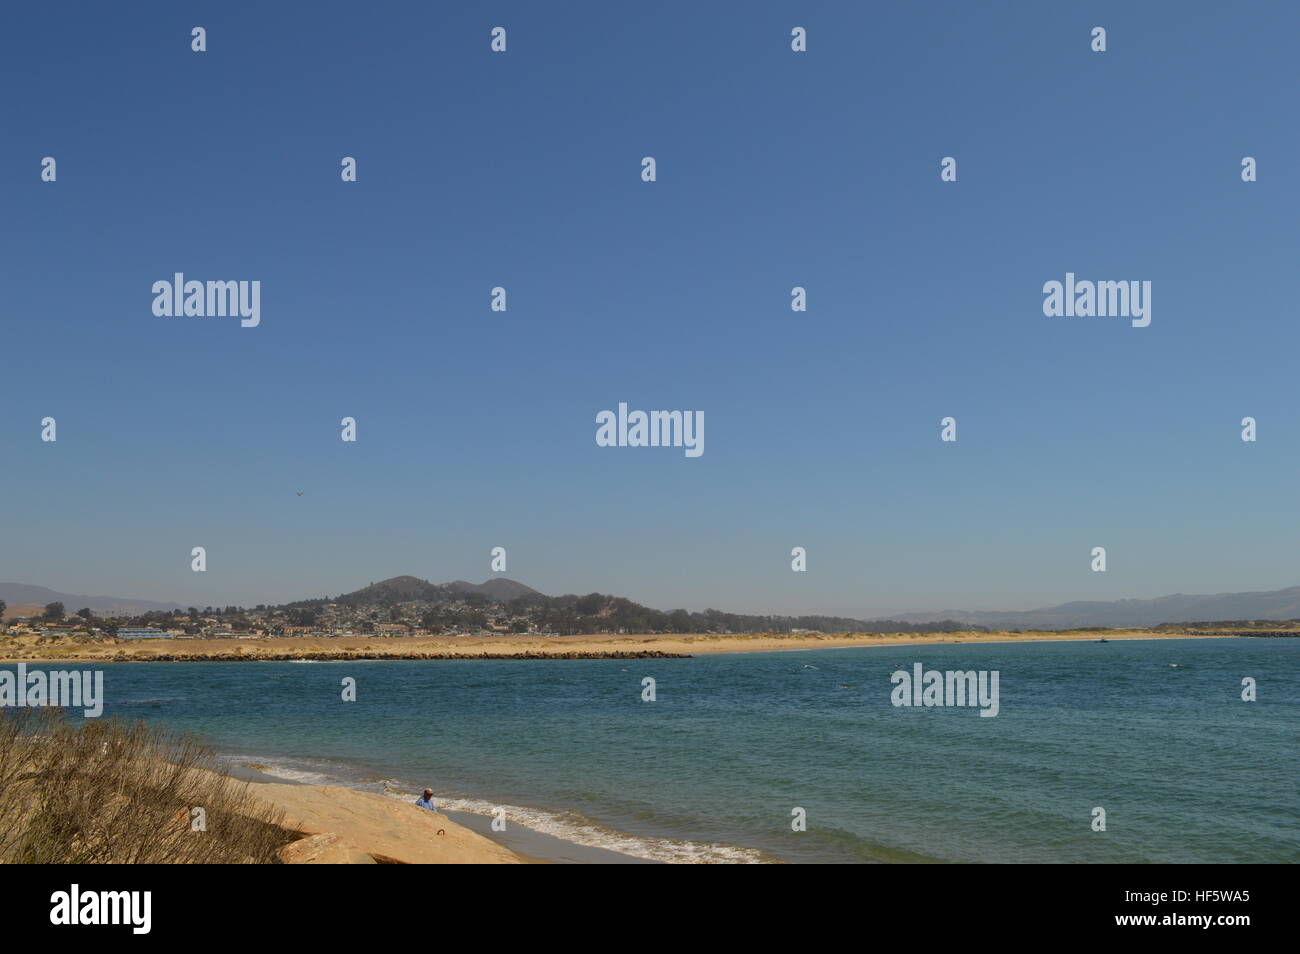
1,628,1274,663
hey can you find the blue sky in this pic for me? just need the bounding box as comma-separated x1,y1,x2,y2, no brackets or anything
2,2,1298,616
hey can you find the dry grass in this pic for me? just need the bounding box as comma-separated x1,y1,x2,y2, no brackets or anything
0,710,292,863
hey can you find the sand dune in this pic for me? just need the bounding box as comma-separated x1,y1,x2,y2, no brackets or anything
243,780,529,864
0,628,1227,663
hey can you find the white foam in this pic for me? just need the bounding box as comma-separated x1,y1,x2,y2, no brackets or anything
219,753,768,863
220,754,341,787
383,786,767,864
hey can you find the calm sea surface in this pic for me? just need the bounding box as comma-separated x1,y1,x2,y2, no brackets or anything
8,638,1296,863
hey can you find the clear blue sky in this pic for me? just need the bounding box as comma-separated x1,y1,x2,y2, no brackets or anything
3,1,1298,616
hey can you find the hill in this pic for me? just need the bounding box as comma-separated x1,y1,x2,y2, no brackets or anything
892,584,1300,630
0,582,180,617
333,576,539,606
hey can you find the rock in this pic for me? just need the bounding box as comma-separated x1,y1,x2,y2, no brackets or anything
278,832,376,864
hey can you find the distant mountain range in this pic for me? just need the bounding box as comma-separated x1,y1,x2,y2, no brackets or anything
888,585,1300,630
7,576,1300,630
0,583,182,617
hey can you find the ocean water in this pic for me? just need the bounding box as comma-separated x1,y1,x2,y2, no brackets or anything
7,638,1297,863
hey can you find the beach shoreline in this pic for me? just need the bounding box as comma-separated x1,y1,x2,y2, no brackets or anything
220,758,661,864
0,628,1257,663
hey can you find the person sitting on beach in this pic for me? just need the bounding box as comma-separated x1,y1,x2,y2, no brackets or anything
415,788,437,811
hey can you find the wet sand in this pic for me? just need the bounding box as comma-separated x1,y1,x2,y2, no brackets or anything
222,760,654,864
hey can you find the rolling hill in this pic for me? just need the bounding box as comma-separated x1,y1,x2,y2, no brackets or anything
891,585,1300,630
0,583,181,617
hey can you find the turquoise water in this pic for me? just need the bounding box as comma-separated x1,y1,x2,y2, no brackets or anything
7,638,1296,863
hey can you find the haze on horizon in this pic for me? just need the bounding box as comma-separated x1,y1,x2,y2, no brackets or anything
6,574,1300,628
4,3,1300,618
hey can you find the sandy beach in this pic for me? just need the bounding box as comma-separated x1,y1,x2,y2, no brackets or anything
255,780,533,863
221,762,652,864
0,628,1235,663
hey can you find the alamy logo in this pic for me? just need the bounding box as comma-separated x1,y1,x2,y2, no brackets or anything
152,273,261,327
890,663,1000,717
1042,272,1150,327
0,663,103,717
50,885,151,934
596,403,704,458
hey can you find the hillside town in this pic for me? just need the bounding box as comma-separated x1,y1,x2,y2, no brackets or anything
0,595,544,640
0,575,965,640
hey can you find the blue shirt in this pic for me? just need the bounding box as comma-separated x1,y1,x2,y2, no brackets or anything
416,795,436,811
